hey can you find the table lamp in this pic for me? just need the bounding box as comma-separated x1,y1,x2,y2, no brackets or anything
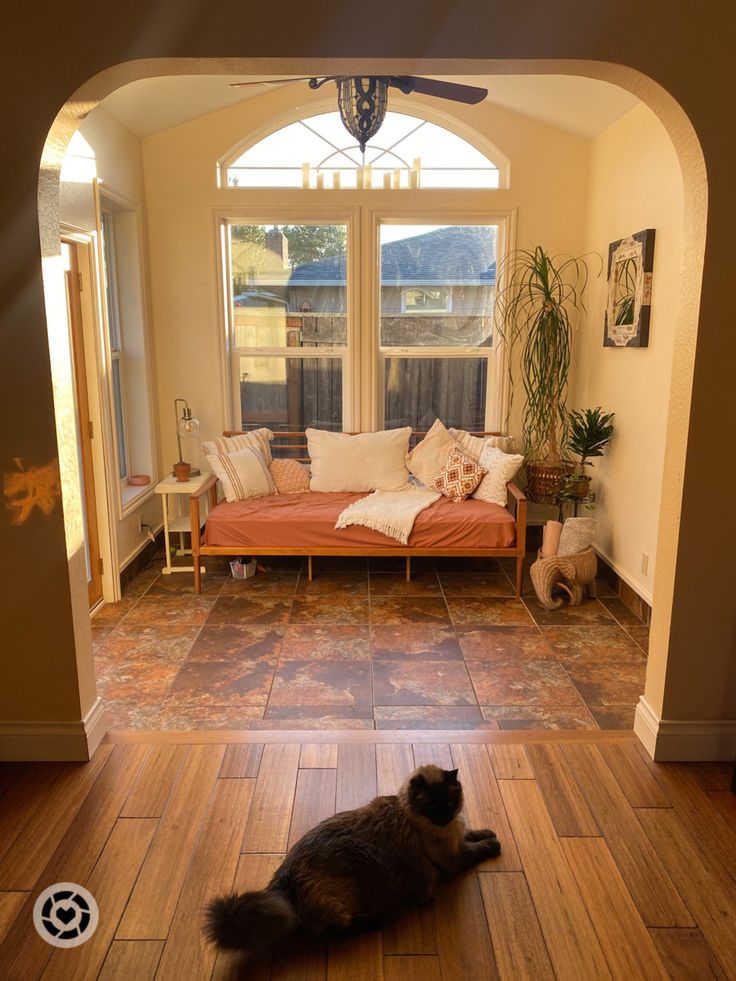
173,398,201,476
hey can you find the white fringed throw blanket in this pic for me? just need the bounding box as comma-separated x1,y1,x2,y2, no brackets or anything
335,487,441,545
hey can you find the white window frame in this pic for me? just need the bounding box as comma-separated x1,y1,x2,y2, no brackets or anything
369,208,516,433
218,207,360,433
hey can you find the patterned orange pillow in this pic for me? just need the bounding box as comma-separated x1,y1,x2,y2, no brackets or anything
429,445,487,502
270,458,310,494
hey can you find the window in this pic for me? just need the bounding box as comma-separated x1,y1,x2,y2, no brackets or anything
225,111,500,189
100,210,129,481
228,222,350,432
380,224,497,431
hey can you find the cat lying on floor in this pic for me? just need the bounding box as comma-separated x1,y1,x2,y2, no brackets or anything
206,764,501,954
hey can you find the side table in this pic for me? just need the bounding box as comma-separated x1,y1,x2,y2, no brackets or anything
154,472,213,575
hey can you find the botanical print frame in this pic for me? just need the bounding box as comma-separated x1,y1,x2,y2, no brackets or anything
604,228,655,347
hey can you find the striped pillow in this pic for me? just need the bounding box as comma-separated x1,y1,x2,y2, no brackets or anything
201,428,274,466
206,446,276,502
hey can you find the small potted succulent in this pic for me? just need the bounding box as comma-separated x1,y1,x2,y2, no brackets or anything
563,407,615,497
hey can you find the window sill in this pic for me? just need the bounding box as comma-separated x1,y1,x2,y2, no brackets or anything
120,481,154,517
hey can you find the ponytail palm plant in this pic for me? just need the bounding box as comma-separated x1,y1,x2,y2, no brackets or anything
495,247,592,498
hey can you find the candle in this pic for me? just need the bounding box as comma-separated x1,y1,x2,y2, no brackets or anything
409,169,419,189
356,167,364,189
364,164,372,189
383,172,391,189
392,168,401,189
316,172,324,190
302,162,310,189
332,171,341,189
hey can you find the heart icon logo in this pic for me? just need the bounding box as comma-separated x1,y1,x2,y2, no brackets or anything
55,905,76,925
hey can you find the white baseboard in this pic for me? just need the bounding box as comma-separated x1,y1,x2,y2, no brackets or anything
635,696,736,761
594,545,654,606
0,697,109,761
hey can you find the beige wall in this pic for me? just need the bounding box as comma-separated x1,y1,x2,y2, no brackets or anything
60,106,163,576
573,103,684,602
141,84,590,471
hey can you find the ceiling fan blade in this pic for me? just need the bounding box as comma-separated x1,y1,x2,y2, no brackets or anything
400,77,487,105
229,76,332,89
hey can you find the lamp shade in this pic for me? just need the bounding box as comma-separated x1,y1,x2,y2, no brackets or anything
337,77,388,153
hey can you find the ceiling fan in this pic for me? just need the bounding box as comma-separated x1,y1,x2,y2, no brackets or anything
229,76,488,152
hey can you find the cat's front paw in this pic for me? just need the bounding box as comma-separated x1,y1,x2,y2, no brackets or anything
479,837,501,858
465,828,497,843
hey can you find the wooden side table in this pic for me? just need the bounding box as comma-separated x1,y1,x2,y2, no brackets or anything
154,472,213,575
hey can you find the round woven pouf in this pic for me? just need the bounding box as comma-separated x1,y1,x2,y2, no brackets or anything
530,547,597,610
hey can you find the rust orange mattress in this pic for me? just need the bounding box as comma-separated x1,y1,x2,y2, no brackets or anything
203,492,516,550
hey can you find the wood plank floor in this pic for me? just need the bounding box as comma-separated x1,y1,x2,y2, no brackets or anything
0,732,734,980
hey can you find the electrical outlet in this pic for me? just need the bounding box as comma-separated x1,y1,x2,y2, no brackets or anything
641,552,649,575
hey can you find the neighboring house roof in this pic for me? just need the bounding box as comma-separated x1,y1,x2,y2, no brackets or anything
250,227,497,289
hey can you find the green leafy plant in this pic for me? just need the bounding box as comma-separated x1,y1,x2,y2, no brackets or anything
565,407,615,474
495,246,593,466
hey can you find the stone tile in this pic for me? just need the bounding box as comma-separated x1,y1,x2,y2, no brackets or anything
368,573,442,596
370,596,450,625
370,624,462,660
95,659,181,701
146,572,226,596
601,597,648,626
290,596,370,624
296,572,369,596
164,659,277,706
91,597,136,627
457,626,553,661
102,698,161,730
310,556,368,573
434,557,505,573
268,661,372,708
625,624,650,652
372,661,476,706
447,597,534,626
593,577,619,598
121,567,159,598
251,718,374,730
220,572,299,595
151,704,263,730
255,555,305,571
437,572,515,597
481,705,597,730
371,706,495,732
524,597,617,627
565,660,647,706
466,659,586,709
370,556,436,573
124,594,215,626
186,625,283,662
265,704,372,719
540,625,645,664
94,624,200,662
588,704,637,730
206,595,292,625
280,625,371,660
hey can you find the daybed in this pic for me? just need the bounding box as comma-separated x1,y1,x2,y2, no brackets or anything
188,431,527,596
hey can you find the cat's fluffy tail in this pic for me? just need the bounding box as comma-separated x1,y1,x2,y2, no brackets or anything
205,888,297,952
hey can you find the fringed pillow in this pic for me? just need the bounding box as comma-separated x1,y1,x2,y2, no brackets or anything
429,445,487,502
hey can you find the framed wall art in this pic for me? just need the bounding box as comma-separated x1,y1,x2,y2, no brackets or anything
604,228,655,347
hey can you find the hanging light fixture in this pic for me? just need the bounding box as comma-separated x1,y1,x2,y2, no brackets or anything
335,77,389,153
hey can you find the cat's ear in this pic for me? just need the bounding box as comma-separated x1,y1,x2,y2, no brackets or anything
444,768,459,785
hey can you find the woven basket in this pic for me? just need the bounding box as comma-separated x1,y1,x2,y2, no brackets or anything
530,547,598,610
525,462,574,504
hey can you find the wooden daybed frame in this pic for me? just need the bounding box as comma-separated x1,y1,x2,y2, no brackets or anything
188,431,527,596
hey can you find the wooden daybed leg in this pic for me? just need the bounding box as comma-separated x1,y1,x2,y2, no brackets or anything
515,551,524,598
308,555,313,581
406,556,411,582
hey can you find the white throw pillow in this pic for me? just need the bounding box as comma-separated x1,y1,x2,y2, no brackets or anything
472,445,524,506
406,418,454,486
207,446,276,502
449,428,514,462
201,428,274,465
306,428,412,493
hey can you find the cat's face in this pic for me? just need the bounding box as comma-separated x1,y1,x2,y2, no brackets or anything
407,766,463,826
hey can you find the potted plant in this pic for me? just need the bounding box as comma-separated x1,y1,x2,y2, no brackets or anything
564,406,615,496
495,246,593,502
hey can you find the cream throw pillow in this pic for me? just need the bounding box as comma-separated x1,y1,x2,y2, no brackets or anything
406,418,454,486
306,428,411,492
472,445,524,506
207,446,276,502
202,428,274,466
449,428,513,462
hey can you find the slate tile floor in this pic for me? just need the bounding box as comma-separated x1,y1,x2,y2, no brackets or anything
92,554,649,731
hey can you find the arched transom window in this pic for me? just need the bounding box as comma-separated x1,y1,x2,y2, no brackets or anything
226,111,500,189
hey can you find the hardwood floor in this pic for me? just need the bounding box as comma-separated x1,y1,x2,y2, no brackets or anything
0,732,734,979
